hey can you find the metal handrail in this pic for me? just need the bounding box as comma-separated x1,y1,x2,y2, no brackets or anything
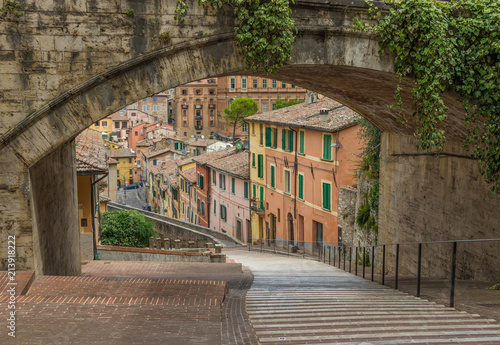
248,237,500,308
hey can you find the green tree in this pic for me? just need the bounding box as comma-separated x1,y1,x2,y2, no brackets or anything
222,97,258,142
273,95,304,110
101,210,155,248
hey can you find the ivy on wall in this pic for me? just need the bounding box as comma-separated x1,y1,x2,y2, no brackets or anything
356,0,500,195
175,0,296,74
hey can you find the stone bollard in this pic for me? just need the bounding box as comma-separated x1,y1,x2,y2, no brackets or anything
149,237,155,249
156,237,162,250
174,239,181,249
163,238,169,250
188,241,195,248
205,242,214,249
215,244,222,254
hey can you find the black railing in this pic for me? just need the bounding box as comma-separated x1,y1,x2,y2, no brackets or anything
249,238,500,308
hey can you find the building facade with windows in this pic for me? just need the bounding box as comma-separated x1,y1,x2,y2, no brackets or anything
246,96,362,253
206,151,250,242
172,79,218,138
110,148,136,188
192,149,231,227
216,76,307,140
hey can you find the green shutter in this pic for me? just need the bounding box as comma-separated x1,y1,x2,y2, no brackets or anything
232,177,235,194
323,135,332,160
273,128,277,148
258,155,263,178
244,181,249,198
259,186,264,210
288,130,294,151
322,182,331,211
282,129,286,149
299,131,305,154
252,153,255,167
270,165,275,188
253,184,256,197
298,174,304,199
265,127,272,147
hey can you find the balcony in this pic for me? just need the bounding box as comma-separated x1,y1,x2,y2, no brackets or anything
195,115,203,120
195,104,202,109
195,125,203,130
250,198,265,214
181,104,188,109
208,104,216,109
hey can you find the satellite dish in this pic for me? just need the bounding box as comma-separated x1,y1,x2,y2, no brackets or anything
201,135,205,139
191,135,194,138
167,140,171,144
235,141,243,149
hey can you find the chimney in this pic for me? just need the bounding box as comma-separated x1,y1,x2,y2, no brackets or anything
319,108,330,122
306,91,318,105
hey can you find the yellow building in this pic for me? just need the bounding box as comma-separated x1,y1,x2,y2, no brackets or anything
75,129,108,261
89,116,113,135
110,148,136,187
248,121,267,243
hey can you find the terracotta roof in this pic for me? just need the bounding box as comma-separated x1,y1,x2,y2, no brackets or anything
108,158,118,164
75,129,107,173
192,149,230,165
145,148,172,159
175,157,194,168
179,166,197,184
245,98,358,132
110,147,135,158
184,137,219,147
207,151,249,179
110,112,129,121
136,139,152,147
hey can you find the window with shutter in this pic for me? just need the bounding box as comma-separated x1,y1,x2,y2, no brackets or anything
244,181,249,199
231,177,235,194
265,127,272,147
252,153,255,167
282,129,286,149
298,174,304,200
322,182,331,211
213,200,217,214
299,131,305,154
253,184,256,198
273,128,277,148
257,155,264,178
270,165,275,188
288,130,294,152
323,134,332,160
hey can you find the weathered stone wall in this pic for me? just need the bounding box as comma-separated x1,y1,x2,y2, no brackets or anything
337,186,356,246
30,140,81,276
80,232,93,261
378,133,500,282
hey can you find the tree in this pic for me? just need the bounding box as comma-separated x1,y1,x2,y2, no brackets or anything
101,210,155,248
222,97,258,142
274,95,304,110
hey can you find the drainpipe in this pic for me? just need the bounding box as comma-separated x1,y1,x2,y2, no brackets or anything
91,172,108,260
290,127,298,246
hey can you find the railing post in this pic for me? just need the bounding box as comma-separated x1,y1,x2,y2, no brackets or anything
318,244,321,261
395,244,400,290
343,247,346,270
333,246,336,266
274,239,276,253
288,241,290,256
338,245,341,269
382,245,386,286
450,241,457,308
371,246,375,282
417,243,422,297
355,247,358,276
362,247,366,278
349,247,352,273
328,247,331,265
261,240,263,253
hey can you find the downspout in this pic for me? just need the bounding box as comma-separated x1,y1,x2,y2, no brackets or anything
91,172,108,260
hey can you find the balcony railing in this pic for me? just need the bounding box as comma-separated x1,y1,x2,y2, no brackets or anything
181,104,188,109
195,125,203,130
195,115,202,120
250,198,264,213
208,104,216,109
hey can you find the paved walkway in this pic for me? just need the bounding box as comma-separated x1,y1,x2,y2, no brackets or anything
225,248,500,345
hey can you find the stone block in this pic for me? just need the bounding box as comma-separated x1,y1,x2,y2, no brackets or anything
205,242,213,248
214,244,222,254
174,239,181,249
149,237,155,249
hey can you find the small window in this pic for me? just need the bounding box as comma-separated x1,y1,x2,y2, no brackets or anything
231,177,235,194
270,165,275,188
299,130,305,154
262,79,267,88
244,181,249,199
153,105,157,112
257,155,264,178
142,105,147,112
298,173,304,200
323,134,332,160
213,171,217,185
102,121,107,126
153,96,157,101
252,79,258,89
272,80,277,89
182,89,187,95
241,77,247,90
95,121,100,126
281,82,286,88
322,182,332,211
213,199,217,214
230,77,236,91
284,170,291,194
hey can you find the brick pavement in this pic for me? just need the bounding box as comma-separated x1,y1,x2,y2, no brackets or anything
0,260,257,345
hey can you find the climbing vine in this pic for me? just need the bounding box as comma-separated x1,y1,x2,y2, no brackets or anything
356,0,500,194
175,0,296,74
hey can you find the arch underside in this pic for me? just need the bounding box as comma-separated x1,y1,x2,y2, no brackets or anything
2,34,466,168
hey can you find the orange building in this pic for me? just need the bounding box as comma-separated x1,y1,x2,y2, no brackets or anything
216,76,307,140
246,96,362,254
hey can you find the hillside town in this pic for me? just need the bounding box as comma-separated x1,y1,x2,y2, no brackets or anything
74,75,367,260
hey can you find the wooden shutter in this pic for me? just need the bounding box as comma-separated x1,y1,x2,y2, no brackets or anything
288,130,294,151
282,129,286,149
322,182,331,210
298,174,304,199
299,131,305,154
265,127,272,147
273,128,277,148
270,165,275,188
323,135,332,160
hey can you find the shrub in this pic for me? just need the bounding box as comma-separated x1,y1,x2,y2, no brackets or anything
125,8,135,17
101,210,155,248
